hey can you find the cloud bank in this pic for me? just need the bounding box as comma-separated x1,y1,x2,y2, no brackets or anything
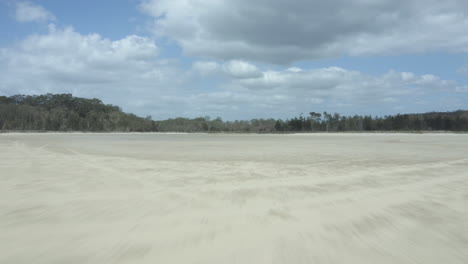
1,1,467,119
0,26,187,116
1,25,464,120
140,0,468,63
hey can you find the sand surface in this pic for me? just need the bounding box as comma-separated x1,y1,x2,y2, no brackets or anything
1,133,467,263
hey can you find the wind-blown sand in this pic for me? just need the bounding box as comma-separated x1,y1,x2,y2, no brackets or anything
1,133,467,263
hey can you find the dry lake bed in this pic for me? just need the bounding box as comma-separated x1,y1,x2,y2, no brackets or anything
1,133,467,263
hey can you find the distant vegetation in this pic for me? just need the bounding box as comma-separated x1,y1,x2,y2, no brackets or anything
1,93,468,132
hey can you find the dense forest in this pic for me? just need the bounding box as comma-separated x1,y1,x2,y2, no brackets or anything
1,94,468,132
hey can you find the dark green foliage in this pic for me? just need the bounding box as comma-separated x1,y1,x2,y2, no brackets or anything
281,111,468,132
1,93,468,132
0,94,154,132
153,117,277,133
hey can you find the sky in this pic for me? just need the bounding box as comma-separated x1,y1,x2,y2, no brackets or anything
0,0,468,120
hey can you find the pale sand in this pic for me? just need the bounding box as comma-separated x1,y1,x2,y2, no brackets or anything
0,133,467,263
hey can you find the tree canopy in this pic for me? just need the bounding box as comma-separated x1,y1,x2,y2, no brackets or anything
1,93,467,132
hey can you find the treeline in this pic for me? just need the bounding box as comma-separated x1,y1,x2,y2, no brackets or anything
274,111,468,132
1,93,468,132
0,94,157,131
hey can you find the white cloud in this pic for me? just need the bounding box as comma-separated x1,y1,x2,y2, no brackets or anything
458,65,468,76
226,67,456,103
192,60,262,79
287,67,303,73
0,26,188,116
192,61,220,75
455,85,468,93
183,64,467,118
222,60,263,79
15,1,56,23
0,26,466,119
140,0,468,64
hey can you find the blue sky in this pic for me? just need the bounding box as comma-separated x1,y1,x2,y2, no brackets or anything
1,0,467,120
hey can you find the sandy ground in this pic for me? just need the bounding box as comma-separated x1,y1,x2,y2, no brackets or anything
1,133,467,263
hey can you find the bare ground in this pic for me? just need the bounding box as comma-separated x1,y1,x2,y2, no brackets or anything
1,133,467,263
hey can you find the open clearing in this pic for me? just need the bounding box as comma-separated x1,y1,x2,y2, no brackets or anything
1,133,467,263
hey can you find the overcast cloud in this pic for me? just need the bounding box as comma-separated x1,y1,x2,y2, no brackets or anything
140,0,468,63
0,0,467,119
1,24,464,119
